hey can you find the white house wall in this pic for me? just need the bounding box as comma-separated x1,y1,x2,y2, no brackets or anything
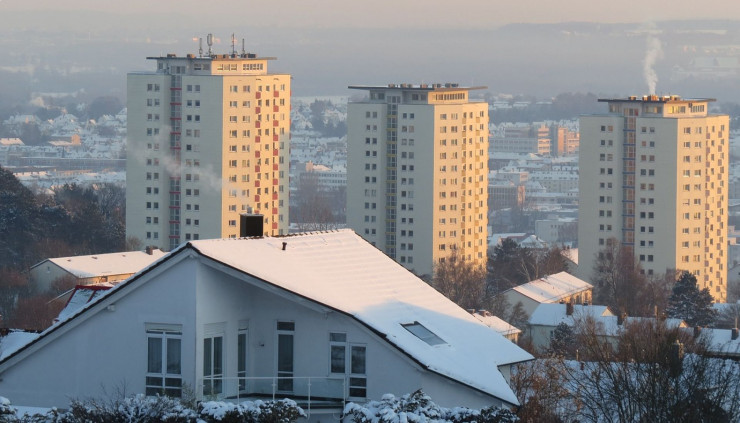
0,255,199,408
193,259,503,409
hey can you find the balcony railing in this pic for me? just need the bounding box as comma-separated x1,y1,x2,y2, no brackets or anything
197,376,347,417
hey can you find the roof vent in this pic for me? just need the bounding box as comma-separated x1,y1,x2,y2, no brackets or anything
282,242,287,251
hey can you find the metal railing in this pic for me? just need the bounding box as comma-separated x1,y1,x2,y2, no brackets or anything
197,376,347,417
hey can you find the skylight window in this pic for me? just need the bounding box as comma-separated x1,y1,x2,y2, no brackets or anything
402,322,446,346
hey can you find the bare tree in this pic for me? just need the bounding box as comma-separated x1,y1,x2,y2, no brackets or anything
512,357,575,423
591,239,656,316
432,250,488,311
291,172,342,232
563,318,740,422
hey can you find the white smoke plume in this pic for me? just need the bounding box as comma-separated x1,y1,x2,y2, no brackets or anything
643,35,663,95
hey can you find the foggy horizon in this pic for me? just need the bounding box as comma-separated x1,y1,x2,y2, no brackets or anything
1,1,740,101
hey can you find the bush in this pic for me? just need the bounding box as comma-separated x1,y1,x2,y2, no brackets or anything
343,390,518,423
0,396,305,423
198,399,306,423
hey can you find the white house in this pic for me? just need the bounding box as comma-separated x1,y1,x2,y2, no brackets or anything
28,248,166,291
0,230,532,417
502,271,593,317
528,303,614,351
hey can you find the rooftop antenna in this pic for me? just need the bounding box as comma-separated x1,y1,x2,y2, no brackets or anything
231,33,237,55
241,38,246,55
206,33,214,56
198,38,203,57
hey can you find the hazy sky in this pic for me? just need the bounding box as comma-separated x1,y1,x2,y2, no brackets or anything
3,0,740,28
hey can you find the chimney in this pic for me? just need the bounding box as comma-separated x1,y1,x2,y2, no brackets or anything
732,328,739,341
617,312,625,326
282,242,287,251
240,213,264,237
145,246,153,255
694,326,701,338
566,302,574,316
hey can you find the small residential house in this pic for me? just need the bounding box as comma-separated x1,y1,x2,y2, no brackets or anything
528,303,688,352
528,303,614,351
0,230,532,417
502,271,593,316
29,248,166,291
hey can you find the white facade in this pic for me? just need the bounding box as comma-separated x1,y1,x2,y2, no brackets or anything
578,95,729,301
347,84,489,276
126,52,291,250
0,231,531,413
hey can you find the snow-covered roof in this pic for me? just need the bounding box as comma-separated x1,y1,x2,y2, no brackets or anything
187,230,532,405
529,303,613,327
699,328,740,356
36,249,166,279
55,284,112,322
0,138,24,146
510,272,592,303
0,331,40,361
473,312,522,336
530,304,686,337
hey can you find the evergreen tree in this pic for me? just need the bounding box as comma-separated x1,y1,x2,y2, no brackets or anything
550,322,575,356
666,271,717,327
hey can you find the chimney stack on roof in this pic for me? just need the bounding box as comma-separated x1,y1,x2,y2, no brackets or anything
240,213,264,238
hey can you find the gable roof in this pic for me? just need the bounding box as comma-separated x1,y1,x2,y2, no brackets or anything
2,230,531,407
189,230,532,405
509,271,592,303
34,249,166,279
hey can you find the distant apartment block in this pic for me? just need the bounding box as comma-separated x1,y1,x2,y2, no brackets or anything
578,95,729,301
549,124,580,156
488,180,526,211
491,123,551,155
126,49,290,250
347,83,489,276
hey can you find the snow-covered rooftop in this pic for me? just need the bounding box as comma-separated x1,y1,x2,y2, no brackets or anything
188,230,532,405
55,285,112,322
37,249,166,279
510,272,592,303
0,332,40,361
473,312,521,336
529,303,613,327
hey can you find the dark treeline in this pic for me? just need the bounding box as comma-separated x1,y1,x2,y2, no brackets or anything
0,166,127,271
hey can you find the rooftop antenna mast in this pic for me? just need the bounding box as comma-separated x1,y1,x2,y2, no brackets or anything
198,37,203,57
231,33,237,55
206,33,214,56
241,38,246,55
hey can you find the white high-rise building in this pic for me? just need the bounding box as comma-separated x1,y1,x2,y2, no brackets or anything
127,49,291,250
578,95,729,301
347,83,489,277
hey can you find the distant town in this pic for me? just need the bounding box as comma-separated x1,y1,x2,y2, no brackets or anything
3,17,740,422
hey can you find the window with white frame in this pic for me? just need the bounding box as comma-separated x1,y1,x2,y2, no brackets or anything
203,324,225,396
146,324,182,397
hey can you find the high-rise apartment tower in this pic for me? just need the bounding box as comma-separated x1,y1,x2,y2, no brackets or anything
127,49,290,250
578,95,728,301
347,83,489,276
